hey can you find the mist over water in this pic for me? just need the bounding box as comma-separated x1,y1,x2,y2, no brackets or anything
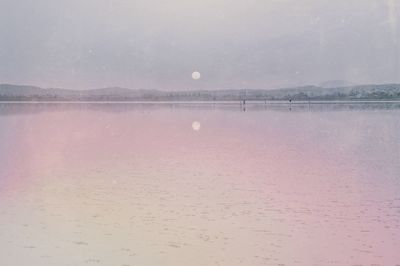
0,103,399,265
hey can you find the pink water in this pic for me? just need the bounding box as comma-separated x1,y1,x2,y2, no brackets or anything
0,103,399,265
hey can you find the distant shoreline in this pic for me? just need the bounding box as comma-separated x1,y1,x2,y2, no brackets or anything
2,83,400,102
1,100,400,104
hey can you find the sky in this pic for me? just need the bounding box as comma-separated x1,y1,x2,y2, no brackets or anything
0,0,399,90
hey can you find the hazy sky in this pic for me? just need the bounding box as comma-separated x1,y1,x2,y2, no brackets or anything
0,0,399,90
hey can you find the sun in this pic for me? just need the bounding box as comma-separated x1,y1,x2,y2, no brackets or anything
192,71,201,80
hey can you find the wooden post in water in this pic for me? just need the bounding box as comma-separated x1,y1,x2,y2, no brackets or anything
241,89,247,111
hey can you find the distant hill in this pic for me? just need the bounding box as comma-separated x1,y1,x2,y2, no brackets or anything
1,83,400,101
318,80,356,88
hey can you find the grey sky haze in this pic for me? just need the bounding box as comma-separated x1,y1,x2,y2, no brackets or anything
0,0,399,90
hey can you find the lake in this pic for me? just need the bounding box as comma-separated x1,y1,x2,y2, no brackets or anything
0,102,399,266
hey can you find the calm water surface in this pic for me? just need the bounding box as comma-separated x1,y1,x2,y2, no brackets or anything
0,103,399,266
